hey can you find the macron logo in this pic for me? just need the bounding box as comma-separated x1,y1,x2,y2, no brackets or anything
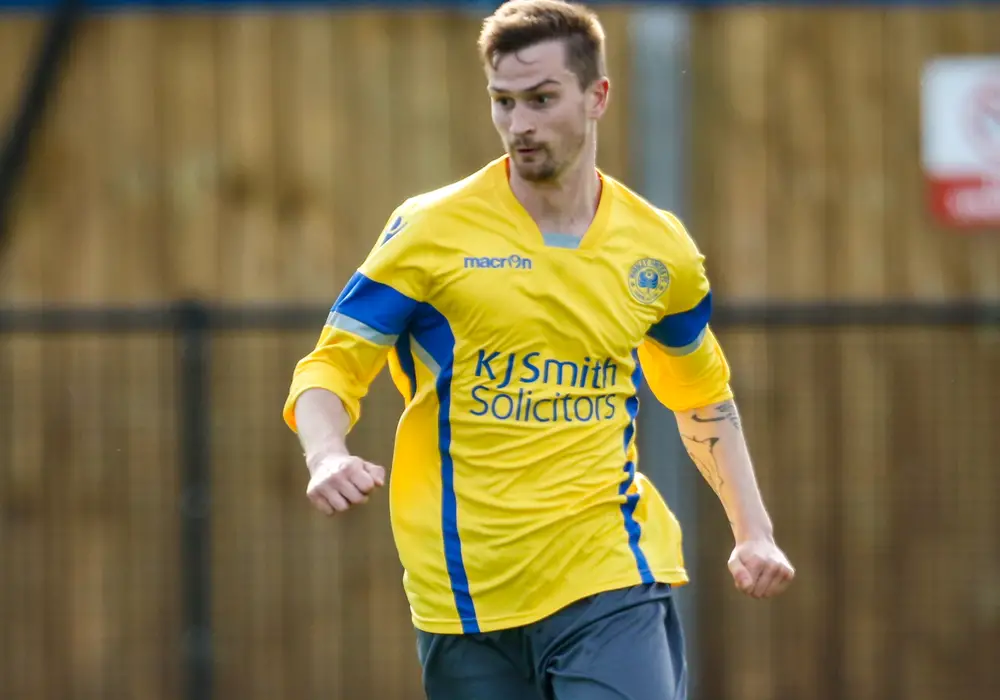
380,216,406,247
463,254,533,270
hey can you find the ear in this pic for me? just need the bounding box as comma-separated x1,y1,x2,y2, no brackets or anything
587,77,611,119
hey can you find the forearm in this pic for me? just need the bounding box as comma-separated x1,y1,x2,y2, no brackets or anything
293,388,352,471
674,398,773,542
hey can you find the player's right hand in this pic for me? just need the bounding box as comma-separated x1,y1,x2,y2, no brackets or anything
305,454,386,515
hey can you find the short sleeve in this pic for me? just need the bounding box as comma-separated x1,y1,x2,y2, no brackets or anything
282,203,430,432
638,212,733,412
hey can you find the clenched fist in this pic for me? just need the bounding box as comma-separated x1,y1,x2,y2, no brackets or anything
306,453,386,515
728,538,795,599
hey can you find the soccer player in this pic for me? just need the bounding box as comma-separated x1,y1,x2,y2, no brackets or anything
283,1,795,698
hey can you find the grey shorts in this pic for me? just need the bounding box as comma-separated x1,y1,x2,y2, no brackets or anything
415,583,687,700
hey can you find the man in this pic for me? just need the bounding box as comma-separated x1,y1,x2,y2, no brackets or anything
283,1,794,698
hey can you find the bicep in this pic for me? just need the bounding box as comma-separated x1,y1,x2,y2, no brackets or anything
641,210,733,411
647,290,713,355
284,319,403,433
639,312,733,413
285,262,422,433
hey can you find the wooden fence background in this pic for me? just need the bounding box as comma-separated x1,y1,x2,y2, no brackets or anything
689,7,1000,700
0,4,998,700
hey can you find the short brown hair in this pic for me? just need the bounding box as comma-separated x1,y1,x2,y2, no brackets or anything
478,0,607,89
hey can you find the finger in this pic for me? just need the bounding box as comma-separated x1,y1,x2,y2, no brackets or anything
743,554,767,579
764,562,797,597
364,462,386,487
348,467,376,494
751,564,781,598
729,559,755,593
734,555,764,594
766,575,791,598
333,478,368,505
770,565,796,595
308,491,334,516
321,487,351,513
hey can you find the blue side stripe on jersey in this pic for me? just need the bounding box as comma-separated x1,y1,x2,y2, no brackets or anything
394,333,417,401
647,291,713,350
621,351,654,584
332,271,418,337
410,303,479,633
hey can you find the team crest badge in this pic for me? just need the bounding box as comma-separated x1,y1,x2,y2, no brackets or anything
628,258,670,304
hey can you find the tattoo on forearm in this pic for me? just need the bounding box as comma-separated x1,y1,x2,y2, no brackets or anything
681,433,735,527
690,400,743,432
680,433,725,496
718,401,743,432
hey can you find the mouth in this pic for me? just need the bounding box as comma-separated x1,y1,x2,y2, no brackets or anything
515,146,541,157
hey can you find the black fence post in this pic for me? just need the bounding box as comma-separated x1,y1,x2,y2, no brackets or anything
175,300,213,700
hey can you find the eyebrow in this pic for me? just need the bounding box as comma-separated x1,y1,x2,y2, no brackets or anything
487,78,560,94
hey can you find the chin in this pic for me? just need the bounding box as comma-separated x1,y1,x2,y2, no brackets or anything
513,159,559,183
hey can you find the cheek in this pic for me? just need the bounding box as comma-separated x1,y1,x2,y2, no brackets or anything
550,109,585,141
491,108,510,134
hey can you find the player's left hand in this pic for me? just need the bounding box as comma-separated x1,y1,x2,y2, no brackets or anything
728,538,795,599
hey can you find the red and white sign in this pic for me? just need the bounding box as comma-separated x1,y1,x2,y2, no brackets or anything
922,57,1000,229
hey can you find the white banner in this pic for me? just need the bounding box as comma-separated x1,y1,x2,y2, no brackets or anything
922,56,1000,229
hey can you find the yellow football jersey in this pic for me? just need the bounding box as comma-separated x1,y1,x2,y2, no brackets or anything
284,156,733,635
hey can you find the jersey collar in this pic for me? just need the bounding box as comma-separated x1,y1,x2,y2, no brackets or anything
491,155,614,252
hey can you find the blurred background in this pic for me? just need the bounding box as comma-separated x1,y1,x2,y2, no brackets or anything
0,0,998,699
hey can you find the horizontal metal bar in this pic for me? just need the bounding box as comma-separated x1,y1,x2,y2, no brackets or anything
0,300,997,334
0,305,176,332
711,301,1000,328
0,302,323,333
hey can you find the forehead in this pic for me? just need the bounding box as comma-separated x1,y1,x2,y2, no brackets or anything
487,40,574,91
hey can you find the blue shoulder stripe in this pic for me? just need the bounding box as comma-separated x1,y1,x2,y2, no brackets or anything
332,272,418,338
647,291,712,351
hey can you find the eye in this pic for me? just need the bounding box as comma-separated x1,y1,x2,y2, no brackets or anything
493,96,514,109
531,93,555,107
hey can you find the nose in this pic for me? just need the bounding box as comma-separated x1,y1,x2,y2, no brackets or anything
509,103,536,137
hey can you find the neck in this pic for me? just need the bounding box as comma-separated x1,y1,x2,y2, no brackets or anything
508,139,601,234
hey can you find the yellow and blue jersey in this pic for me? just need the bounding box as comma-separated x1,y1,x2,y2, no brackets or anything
284,156,733,635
